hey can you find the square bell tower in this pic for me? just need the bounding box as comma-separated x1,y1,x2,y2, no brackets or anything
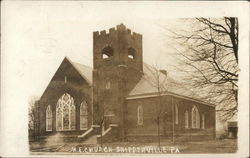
92,24,143,139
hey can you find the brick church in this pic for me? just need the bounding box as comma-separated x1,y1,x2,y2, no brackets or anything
34,24,216,142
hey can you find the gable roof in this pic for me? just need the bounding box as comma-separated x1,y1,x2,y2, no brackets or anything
40,57,213,107
40,57,93,100
127,63,215,107
66,57,93,85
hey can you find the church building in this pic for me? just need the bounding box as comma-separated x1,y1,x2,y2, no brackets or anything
34,24,216,142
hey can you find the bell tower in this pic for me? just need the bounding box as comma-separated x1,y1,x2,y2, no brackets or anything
93,23,143,71
92,24,143,139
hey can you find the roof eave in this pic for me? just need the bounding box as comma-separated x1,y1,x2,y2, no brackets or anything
126,91,215,107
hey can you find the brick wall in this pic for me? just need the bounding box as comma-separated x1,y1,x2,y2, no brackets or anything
125,95,215,139
92,24,144,140
38,60,92,135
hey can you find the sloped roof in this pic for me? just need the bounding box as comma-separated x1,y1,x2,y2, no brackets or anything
127,63,214,107
64,57,213,107
66,57,93,85
40,57,93,100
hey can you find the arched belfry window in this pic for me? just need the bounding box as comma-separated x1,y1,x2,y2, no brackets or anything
137,105,143,125
185,110,189,129
191,106,200,129
56,93,76,131
102,46,114,59
80,101,88,130
46,105,52,131
128,47,136,59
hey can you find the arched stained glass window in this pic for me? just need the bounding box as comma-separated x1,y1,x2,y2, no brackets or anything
63,105,69,130
191,106,200,129
70,104,76,130
46,105,52,131
185,110,189,129
137,105,143,125
80,101,88,130
56,107,62,131
56,93,75,131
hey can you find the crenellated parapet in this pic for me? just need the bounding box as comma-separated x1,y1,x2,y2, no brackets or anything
93,23,142,40
93,23,143,72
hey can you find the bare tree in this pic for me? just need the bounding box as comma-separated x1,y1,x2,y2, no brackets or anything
144,64,168,147
167,17,238,121
28,96,38,130
28,96,39,140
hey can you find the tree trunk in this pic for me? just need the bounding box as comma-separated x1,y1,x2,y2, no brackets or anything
172,97,175,144
100,122,103,147
157,117,161,147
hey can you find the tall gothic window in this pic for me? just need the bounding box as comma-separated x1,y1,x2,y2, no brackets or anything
46,105,52,131
201,114,205,129
80,101,88,130
56,93,76,131
175,105,179,124
191,106,200,129
137,105,143,125
185,110,189,129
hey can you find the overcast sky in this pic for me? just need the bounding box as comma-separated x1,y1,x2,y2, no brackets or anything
2,1,246,98
1,1,249,156
2,1,186,98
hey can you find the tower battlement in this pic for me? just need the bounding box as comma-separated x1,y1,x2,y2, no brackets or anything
93,23,142,39
93,23,143,72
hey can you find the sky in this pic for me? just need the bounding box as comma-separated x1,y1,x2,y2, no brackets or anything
2,1,246,98
2,1,184,98
1,1,249,156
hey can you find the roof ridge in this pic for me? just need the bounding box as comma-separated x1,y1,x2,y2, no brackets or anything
71,61,93,69
64,57,93,85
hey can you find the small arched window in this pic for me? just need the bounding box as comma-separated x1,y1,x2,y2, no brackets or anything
137,105,143,125
175,105,179,124
80,101,88,130
201,114,205,129
185,110,189,129
191,106,200,129
46,105,52,131
128,48,136,59
64,76,67,84
106,81,111,90
102,46,114,59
